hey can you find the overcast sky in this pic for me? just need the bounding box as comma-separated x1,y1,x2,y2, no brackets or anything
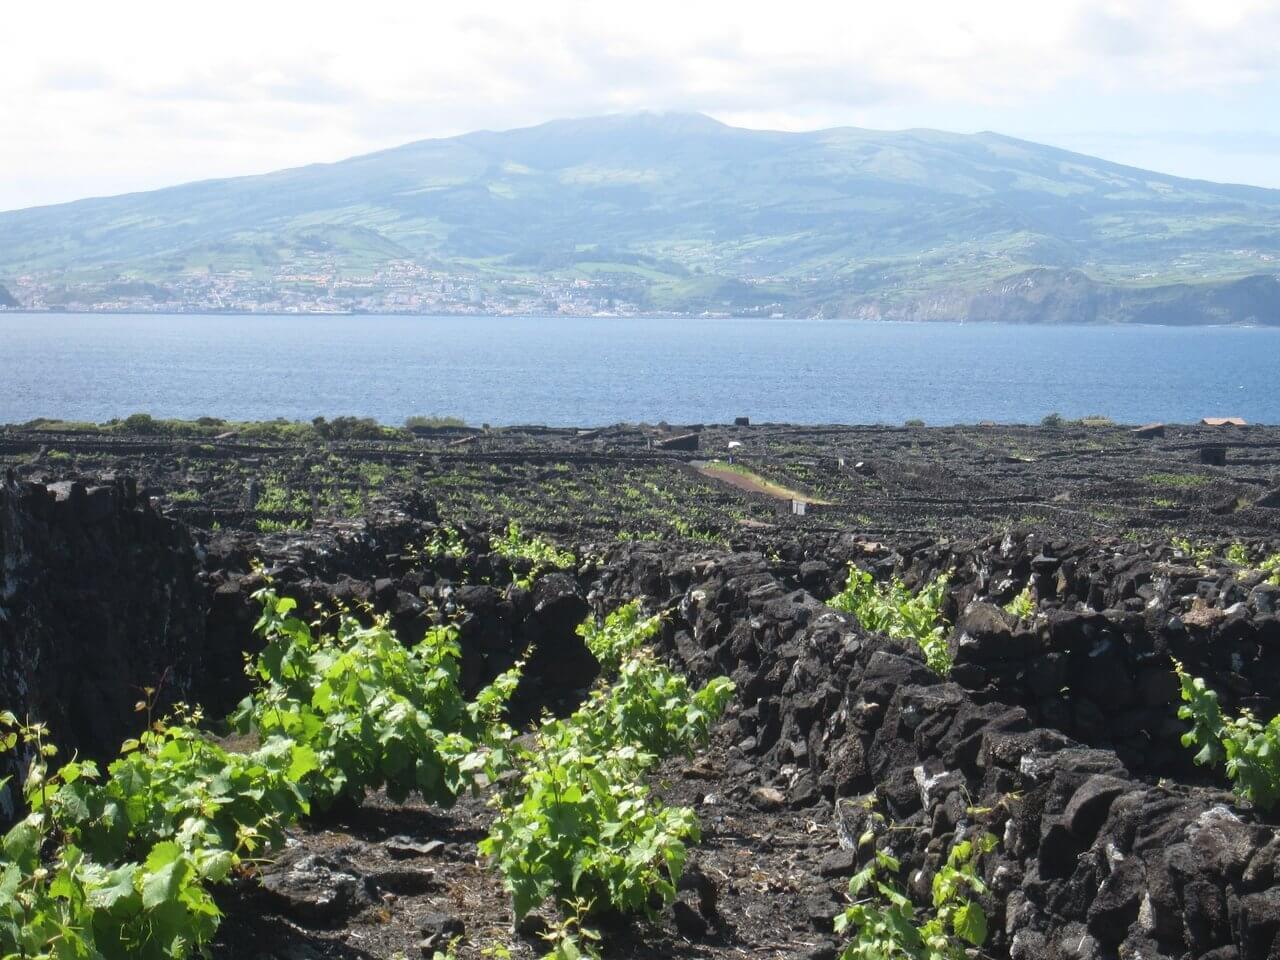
3,0,1280,212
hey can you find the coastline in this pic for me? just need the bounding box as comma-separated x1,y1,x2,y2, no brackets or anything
0,306,1274,328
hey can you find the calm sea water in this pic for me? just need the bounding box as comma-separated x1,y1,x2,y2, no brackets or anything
1,313,1277,426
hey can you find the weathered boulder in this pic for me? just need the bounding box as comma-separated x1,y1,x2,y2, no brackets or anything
257,845,375,927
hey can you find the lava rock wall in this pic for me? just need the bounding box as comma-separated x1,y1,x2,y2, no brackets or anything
199,514,598,721
777,531,1280,774
0,475,206,774
591,542,1280,960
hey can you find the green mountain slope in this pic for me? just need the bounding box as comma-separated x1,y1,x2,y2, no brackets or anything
3,112,1279,321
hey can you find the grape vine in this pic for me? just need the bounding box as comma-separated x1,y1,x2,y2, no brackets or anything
835,827,997,960
1173,660,1280,811
0,583,732,959
480,600,734,949
830,567,952,674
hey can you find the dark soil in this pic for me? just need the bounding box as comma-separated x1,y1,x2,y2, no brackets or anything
3,420,1278,544
209,733,849,960
4,418,1280,960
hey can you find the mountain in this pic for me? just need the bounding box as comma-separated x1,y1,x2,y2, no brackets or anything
3,112,1280,322
0,283,16,308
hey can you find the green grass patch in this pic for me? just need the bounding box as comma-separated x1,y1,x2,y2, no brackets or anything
699,460,830,504
1146,473,1212,489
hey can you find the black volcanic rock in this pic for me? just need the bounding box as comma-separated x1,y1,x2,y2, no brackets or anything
589,538,1280,957
0,475,209,773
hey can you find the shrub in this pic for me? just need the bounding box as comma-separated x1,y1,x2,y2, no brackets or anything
310,415,393,441
1173,661,1280,811
835,830,998,960
417,525,467,562
35,719,314,867
0,714,241,959
1002,585,1035,620
573,653,734,761
121,412,161,434
1040,412,1063,428
255,518,306,533
830,567,952,674
0,583,728,958
480,727,699,922
0,827,222,959
1262,553,1280,586
0,583,528,959
481,601,733,924
1149,473,1211,489
405,415,467,429
233,588,519,809
575,600,663,677
492,522,575,586
1172,537,1213,566
237,419,317,442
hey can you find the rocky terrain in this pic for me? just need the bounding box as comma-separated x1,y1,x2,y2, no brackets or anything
2,418,1279,959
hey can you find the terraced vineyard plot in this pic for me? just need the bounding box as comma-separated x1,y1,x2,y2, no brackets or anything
5,418,1278,541
4,416,1280,959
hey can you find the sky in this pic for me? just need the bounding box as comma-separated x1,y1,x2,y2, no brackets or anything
3,0,1280,212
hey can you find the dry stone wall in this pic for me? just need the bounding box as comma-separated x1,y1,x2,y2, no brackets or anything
591,542,1280,960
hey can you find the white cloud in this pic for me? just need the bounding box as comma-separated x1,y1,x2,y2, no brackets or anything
2,0,1279,209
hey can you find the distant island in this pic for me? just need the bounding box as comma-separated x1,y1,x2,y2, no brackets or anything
1,112,1278,324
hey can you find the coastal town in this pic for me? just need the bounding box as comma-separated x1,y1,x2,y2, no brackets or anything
0,260,666,316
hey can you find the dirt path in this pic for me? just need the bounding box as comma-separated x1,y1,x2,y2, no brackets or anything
696,461,828,505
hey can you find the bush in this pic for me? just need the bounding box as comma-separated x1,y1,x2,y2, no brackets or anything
237,419,318,442
830,567,952,674
492,522,575,587
415,525,468,562
121,412,161,434
1076,413,1113,426
0,584,730,958
480,725,699,921
255,518,306,533
310,415,393,441
36,719,315,867
835,829,997,960
574,652,734,761
1173,661,1280,811
1002,585,1035,620
1,714,257,959
233,588,518,809
1040,412,1063,428
481,601,733,924
576,600,663,677
405,415,467,429
1263,553,1280,586
0,583,527,959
